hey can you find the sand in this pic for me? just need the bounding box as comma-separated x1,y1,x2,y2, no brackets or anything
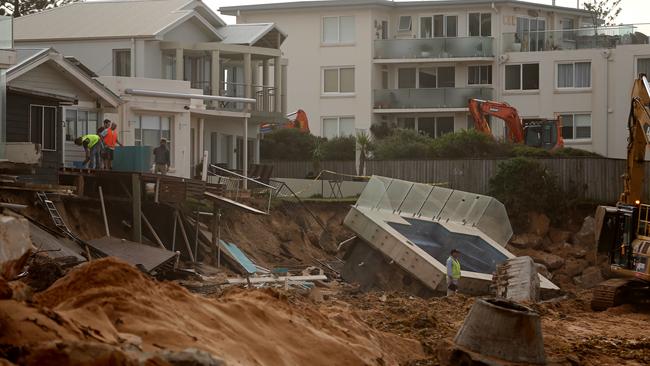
0,258,422,366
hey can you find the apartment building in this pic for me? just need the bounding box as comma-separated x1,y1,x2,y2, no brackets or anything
221,0,650,159
11,0,287,178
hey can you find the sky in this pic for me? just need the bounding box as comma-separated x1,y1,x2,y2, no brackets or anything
203,0,647,25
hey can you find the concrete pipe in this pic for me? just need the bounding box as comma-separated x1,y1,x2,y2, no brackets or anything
451,298,546,365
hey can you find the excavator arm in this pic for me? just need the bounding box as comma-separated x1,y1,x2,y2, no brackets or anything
468,99,525,143
621,75,650,205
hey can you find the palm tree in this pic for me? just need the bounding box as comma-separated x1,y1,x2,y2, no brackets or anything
356,130,372,176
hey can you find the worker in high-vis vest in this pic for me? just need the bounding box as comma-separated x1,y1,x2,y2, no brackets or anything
75,134,102,169
446,249,461,296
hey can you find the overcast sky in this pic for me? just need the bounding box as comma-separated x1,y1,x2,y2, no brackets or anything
202,0,647,24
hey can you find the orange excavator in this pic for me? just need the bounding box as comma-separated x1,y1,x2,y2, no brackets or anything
260,109,310,134
468,98,564,150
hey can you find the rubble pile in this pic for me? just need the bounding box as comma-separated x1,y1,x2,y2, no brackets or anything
0,258,421,366
507,213,606,290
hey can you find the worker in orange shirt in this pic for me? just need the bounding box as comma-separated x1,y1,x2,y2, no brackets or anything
101,121,123,170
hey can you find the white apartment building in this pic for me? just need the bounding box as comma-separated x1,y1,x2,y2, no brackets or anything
221,0,650,159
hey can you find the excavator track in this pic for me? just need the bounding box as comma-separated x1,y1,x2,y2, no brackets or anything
591,278,629,311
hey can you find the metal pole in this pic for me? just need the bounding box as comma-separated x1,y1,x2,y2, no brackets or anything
132,174,142,243
171,209,178,252
98,186,110,238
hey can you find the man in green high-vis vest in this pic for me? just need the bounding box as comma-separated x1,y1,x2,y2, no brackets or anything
446,249,461,296
75,134,102,169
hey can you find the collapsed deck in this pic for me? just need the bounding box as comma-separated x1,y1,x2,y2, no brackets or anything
343,176,558,295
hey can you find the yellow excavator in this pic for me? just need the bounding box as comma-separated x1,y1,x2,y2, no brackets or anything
592,74,650,310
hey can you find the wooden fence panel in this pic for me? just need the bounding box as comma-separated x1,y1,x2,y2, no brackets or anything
262,158,650,203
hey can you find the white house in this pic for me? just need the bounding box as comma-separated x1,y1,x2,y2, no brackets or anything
13,0,288,178
221,0,650,159
0,15,17,160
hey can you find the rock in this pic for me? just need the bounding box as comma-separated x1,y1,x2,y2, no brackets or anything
561,258,589,278
494,256,540,303
155,348,226,366
573,249,587,259
530,251,565,271
578,266,604,288
0,214,33,279
510,234,543,249
534,263,552,279
22,341,136,366
549,229,572,244
0,279,12,300
528,212,551,237
572,216,596,247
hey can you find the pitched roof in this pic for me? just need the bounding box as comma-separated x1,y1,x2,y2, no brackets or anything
8,48,121,107
14,0,226,41
216,23,287,47
220,0,590,15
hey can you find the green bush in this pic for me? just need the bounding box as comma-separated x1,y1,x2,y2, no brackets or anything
551,147,600,157
488,157,568,226
321,136,356,160
509,144,552,157
430,129,508,158
260,129,324,160
373,129,433,160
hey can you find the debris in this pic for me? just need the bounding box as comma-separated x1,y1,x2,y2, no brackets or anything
528,212,551,237
155,348,226,366
575,266,604,289
440,298,546,365
87,236,178,274
510,233,543,249
493,256,540,303
573,216,596,247
225,274,327,285
530,251,565,270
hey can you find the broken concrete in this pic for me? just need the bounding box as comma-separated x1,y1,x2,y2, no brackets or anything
0,212,32,264
494,256,540,303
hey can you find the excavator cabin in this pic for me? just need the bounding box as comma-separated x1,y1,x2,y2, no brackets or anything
468,98,564,151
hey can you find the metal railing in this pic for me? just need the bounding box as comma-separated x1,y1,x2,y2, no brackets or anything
208,164,276,214
215,82,279,113
502,23,650,53
374,37,494,59
373,87,493,110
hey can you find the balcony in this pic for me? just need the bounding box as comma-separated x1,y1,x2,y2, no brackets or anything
502,23,650,53
374,37,494,61
0,16,11,50
207,82,282,115
373,87,493,111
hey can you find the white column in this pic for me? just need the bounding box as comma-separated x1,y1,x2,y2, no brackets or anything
244,53,252,100
175,48,184,81
274,57,282,113
243,117,248,189
262,59,270,86
211,50,220,96
198,118,205,163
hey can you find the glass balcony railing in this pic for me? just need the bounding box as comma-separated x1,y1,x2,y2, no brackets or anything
0,16,12,50
503,23,650,53
374,37,494,60
373,87,493,110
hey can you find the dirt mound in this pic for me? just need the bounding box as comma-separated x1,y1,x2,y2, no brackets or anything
1,258,421,365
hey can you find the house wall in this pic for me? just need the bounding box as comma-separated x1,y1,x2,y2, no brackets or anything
162,17,219,43
6,91,61,183
10,62,91,98
15,39,133,77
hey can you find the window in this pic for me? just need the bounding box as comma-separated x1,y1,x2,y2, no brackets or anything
638,58,650,76
516,17,546,51
468,65,492,85
381,20,389,40
557,62,591,88
420,15,457,38
469,13,491,37
381,69,389,89
30,105,57,150
399,66,455,88
322,116,355,139
398,16,412,32
322,16,355,44
113,49,131,77
163,52,176,80
562,18,575,41
184,54,211,94
65,109,99,141
397,116,454,138
135,115,172,149
560,113,591,140
323,67,355,94
505,64,539,91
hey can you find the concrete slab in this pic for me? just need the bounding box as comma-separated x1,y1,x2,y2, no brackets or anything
88,237,177,273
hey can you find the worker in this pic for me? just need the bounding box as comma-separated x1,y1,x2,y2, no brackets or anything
74,134,102,169
446,249,461,296
102,122,123,170
153,138,170,175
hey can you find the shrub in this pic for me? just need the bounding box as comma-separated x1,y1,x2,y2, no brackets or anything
552,147,600,157
321,136,356,160
488,157,568,227
373,129,433,160
369,122,393,140
509,144,552,158
260,129,324,160
430,129,508,158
